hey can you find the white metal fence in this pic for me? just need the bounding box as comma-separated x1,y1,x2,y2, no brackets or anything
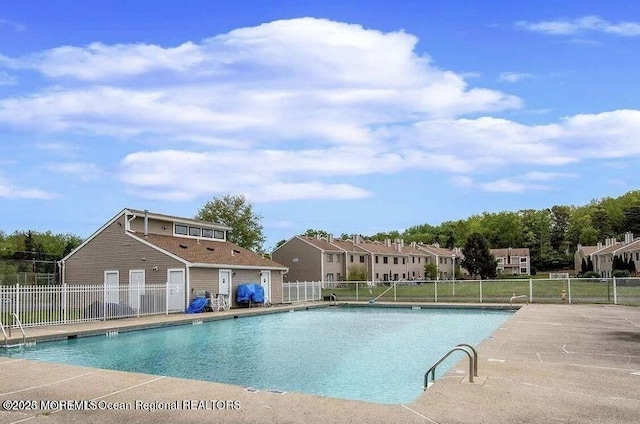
0,283,184,328
316,278,640,306
282,281,323,304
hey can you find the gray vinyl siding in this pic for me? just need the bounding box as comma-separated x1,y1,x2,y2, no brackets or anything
273,237,322,282
64,214,185,285
188,267,284,307
129,216,174,236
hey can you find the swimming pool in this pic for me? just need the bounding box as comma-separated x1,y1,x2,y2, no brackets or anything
2,306,512,404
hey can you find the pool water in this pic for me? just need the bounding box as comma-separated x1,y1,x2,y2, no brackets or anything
2,307,512,404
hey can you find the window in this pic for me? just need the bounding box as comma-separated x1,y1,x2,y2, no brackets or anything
520,257,527,263
439,257,443,264
214,230,225,239
402,258,406,264
520,267,527,274
189,227,201,237
202,228,213,238
327,253,334,262
375,256,379,264
359,255,365,263
393,257,398,265
326,273,334,282
375,273,379,279
412,257,415,263
174,224,188,235
383,257,388,264
418,257,421,264
393,274,398,281
402,273,406,279
350,255,354,263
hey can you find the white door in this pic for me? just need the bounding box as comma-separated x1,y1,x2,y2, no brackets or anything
104,271,119,304
129,270,145,309
167,269,185,312
260,270,271,303
219,270,231,298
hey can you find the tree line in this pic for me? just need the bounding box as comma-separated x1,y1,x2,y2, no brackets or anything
300,190,640,274
0,230,83,275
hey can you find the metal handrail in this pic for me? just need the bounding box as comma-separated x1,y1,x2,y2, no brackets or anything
424,345,476,389
0,319,8,348
11,313,26,346
510,294,528,307
456,343,478,377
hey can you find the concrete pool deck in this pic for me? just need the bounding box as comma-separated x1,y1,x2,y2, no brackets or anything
1,303,639,423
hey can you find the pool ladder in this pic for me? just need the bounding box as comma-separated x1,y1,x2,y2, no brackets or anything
1,313,26,348
423,343,478,389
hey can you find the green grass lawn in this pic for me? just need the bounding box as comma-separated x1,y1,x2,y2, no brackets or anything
323,279,640,305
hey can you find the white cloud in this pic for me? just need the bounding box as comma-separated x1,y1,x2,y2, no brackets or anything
518,16,640,36
0,70,16,86
1,18,640,202
452,172,578,194
46,162,103,182
498,72,533,83
0,175,56,199
0,19,26,32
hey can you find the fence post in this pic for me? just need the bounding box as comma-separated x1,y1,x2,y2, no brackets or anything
394,281,397,302
529,278,533,303
288,283,291,303
165,283,169,315
356,281,359,302
567,278,572,304
434,280,438,303
304,281,308,303
479,279,483,303
16,283,20,321
103,284,107,321
613,277,618,305
312,282,315,302
63,283,68,324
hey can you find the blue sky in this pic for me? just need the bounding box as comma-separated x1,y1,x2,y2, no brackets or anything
1,0,639,250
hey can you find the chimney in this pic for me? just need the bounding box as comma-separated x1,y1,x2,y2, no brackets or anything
605,238,611,247
144,210,149,237
411,241,416,248
385,238,391,247
328,234,334,243
625,232,633,244
433,242,440,248
577,243,582,251
316,234,321,240
597,241,603,250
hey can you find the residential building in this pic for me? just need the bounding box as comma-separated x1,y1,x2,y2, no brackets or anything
417,243,460,280
490,248,531,276
591,233,639,277
61,208,287,309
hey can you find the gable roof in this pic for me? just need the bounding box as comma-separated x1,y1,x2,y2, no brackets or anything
418,244,458,257
490,248,530,258
296,236,343,252
133,233,286,269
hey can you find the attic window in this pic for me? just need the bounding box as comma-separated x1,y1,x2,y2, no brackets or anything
179,244,188,249
206,247,215,251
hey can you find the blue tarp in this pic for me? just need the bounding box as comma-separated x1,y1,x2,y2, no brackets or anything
185,297,209,313
237,283,265,304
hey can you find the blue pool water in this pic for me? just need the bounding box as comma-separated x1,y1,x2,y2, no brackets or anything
2,307,512,404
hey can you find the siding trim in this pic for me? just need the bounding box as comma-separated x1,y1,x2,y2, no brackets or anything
190,263,287,271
